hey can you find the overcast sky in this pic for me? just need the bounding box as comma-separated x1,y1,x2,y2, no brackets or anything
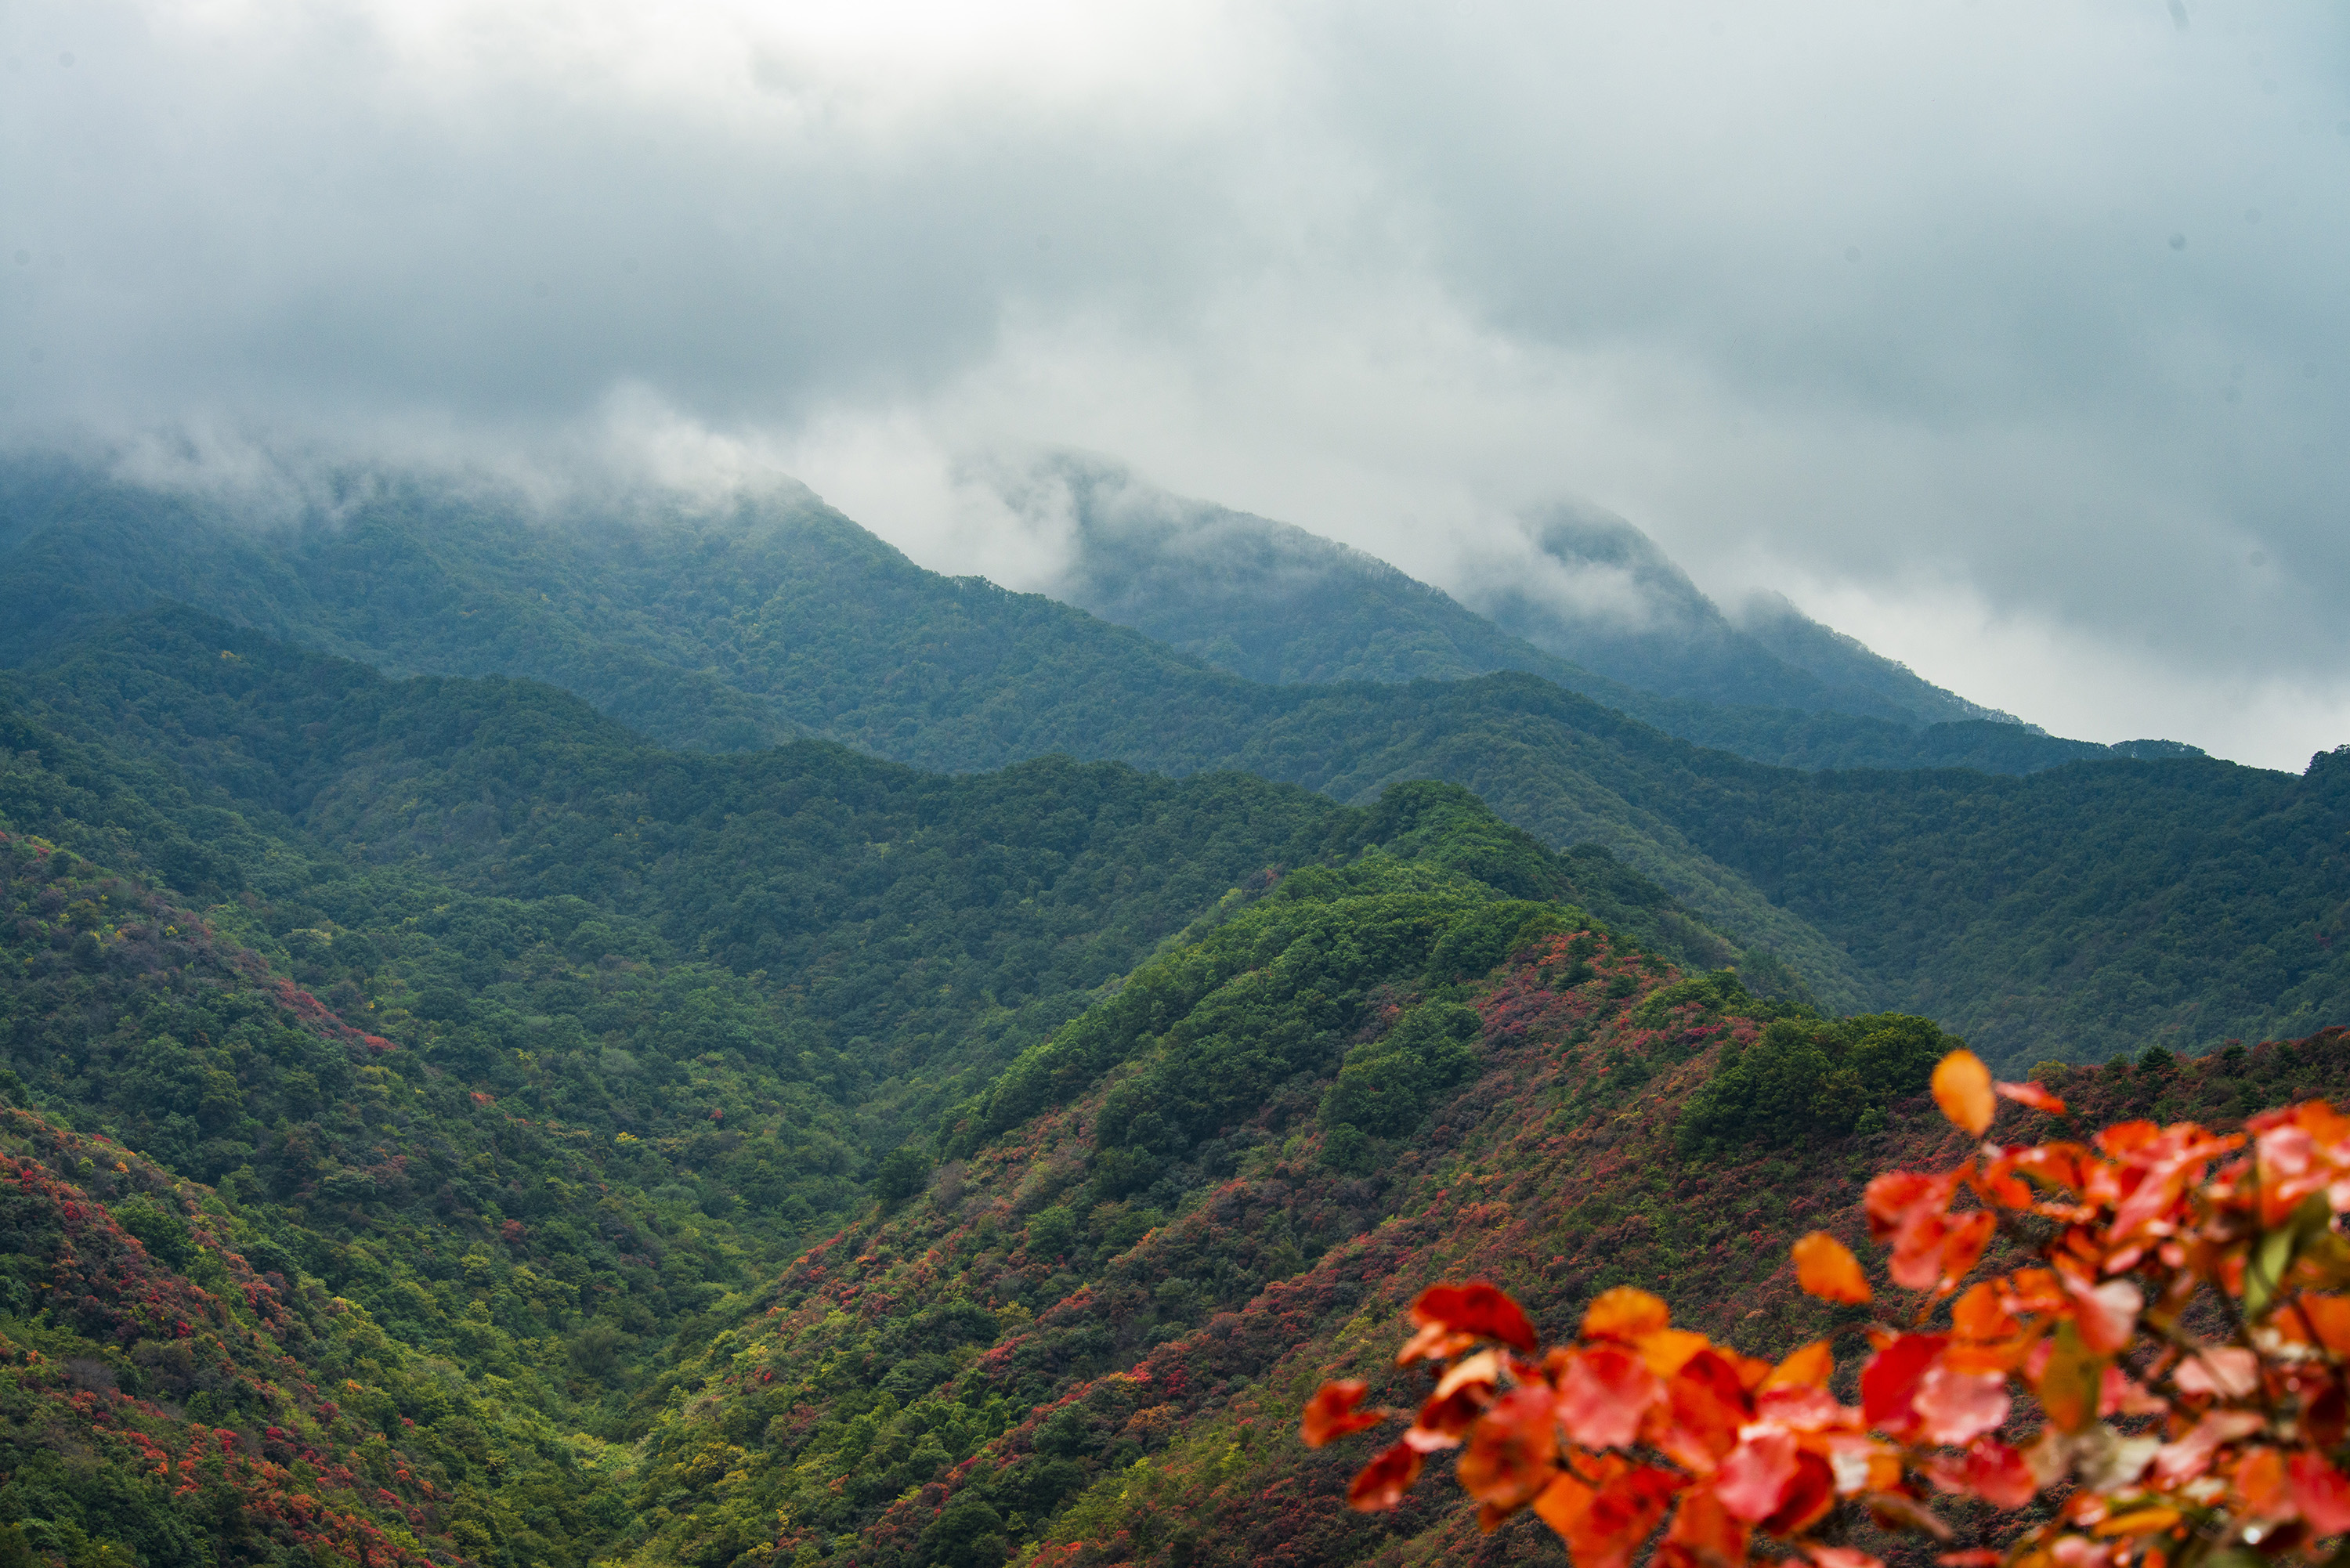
4,0,2347,768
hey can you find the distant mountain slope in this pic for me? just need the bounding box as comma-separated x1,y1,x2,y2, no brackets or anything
1462,499,2008,724
0,465,1887,998
1733,587,2012,724
2,461,2175,784
1032,459,1589,688
1014,458,2179,775
2,468,2339,1063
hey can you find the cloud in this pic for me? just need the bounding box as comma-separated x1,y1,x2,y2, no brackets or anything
2,0,2347,768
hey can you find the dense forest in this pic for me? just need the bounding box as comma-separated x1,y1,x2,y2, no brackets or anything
0,467,2336,1060
0,464,2345,1566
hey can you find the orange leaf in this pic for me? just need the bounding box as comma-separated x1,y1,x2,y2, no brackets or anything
1762,1339,1835,1392
1556,1344,1659,1451
1950,1281,2016,1342
2092,1508,2182,1539
1302,1380,1391,1448
1435,1349,1502,1400
2294,1294,2350,1357
1455,1386,1560,1509
2236,1446,2291,1519
1936,1210,1996,1292
1347,1440,1423,1511
1637,1328,1714,1378
1412,1281,1539,1353
1582,1286,1672,1344
1792,1232,1871,1306
1995,1080,2066,1116
1932,1050,1994,1137
1535,1458,1679,1568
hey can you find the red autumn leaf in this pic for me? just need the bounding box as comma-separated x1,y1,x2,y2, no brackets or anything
1808,1548,1886,1568
1658,1482,1752,1568
1652,1349,1752,1472
2175,1346,2258,1400
1860,1333,1949,1435
1938,1554,2003,1566
1555,1343,1659,1451
2062,1273,2142,1356
1863,1169,1949,1244
1535,1458,1679,1568
1582,1285,1672,1344
1791,1231,1871,1306
2099,1365,2167,1417
1932,1050,1995,1136
1714,1429,1801,1522
1911,1364,2010,1446
1347,1440,1423,1512
1761,1451,1838,1536
1927,1439,2037,1508
1455,1386,1560,1509
1995,1080,2066,1116
2291,1451,2350,1536
1301,1379,1390,1448
1394,1321,1477,1367
1405,1383,1489,1451
2151,1410,2265,1485
1753,1384,1846,1433
1412,1281,1538,1353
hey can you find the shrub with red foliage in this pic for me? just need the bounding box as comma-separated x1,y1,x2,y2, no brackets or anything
1307,1049,2350,1568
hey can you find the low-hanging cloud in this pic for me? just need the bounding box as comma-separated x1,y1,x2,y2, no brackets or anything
3,0,2347,768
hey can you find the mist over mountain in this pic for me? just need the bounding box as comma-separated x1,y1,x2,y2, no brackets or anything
1450,501,2006,726
0,453,2326,1064
1010,456,2192,775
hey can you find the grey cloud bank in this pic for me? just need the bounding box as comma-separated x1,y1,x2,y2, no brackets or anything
2,0,2345,768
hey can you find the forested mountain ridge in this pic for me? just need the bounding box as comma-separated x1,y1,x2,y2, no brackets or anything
0,461,2186,783
1027,458,2158,777
4,459,2346,1058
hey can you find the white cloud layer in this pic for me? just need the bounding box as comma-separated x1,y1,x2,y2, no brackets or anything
4,0,2347,768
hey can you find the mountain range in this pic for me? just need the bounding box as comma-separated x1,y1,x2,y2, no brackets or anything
0,452,2342,1567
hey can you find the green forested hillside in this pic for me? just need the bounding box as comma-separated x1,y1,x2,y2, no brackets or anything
1033,461,2147,775
0,464,2175,779
0,641,1760,1565
0,587,2341,1563
5,470,2345,1061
